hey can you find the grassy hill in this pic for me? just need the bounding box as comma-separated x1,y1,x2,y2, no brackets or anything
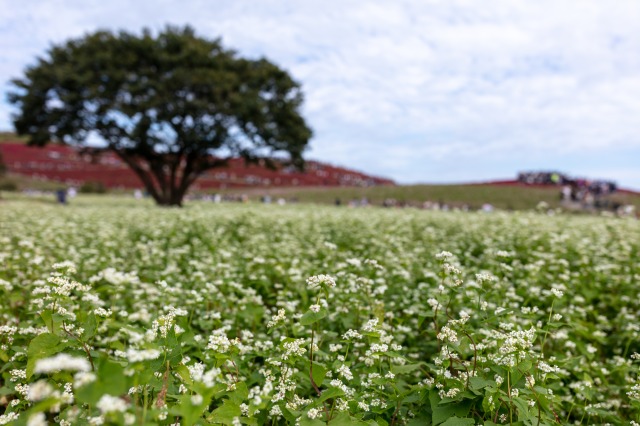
223,183,640,211
0,132,27,143
1,131,637,211
3,174,639,211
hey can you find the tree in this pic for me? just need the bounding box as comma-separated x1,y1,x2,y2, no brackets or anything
8,26,312,206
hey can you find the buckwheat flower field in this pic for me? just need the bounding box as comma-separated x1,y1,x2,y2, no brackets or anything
1,199,640,425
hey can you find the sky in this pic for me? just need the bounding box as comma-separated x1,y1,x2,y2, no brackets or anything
2,1,640,188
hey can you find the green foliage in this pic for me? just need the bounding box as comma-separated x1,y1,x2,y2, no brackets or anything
231,184,640,211
8,26,312,206
1,199,640,425
0,177,18,191
79,181,108,194
25,333,67,378
0,149,6,175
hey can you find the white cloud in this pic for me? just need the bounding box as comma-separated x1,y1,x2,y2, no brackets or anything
2,0,640,188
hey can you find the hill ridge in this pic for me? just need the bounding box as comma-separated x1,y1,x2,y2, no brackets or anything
0,142,394,189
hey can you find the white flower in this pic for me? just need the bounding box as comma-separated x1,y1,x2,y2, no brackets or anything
10,369,26,382
342,329,363,340
96,394,128,414
309,304,321,313
267,309,287,328
526,375,535,388
52,261,77,274
35,354,91,374
306,275,336,289
269,405,282,417
475,273,496,284
337,364,353,381
124,413,135,425
125,348,162,362
307,408,322,419
73,371,96,388
27,413,47,426
94,307,112,317
435,251,453,260
437,326,458,344
550,287,564,298
362,318,379,332
27,380,54,401
0,413,20,424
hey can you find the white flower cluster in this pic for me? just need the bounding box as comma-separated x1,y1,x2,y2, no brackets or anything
96,394,129,414
267,309,287,328
34,353,91,374
52,261,77,274
74,371,97,388
435,251,453,260
45,275,91,297
306,274,336,289
437,326,459,344
342,329,363,340
337,364,353,381
281,339,307,360
125,348,161,362
187,363,222,388
148,306,188,339
206,329,236,353
362,318,379,332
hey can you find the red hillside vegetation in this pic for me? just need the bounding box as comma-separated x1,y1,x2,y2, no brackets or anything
0,142,394,190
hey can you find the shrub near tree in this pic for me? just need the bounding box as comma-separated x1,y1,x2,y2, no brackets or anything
0,149,6,176
8,26,312,206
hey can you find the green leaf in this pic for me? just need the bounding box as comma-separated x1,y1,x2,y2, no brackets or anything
209,400,242,425
440,418,475,426
280,405,299,424
26,333,68,378
430,391,472,426
328,412,369,425
228,381,249,403
407,417,432,426
391,363,423,375
175,364,193,385
75,360,126,405
469,377,494,391
80,312,97,340
300,308,328,326
40,310,60,334
299,417,327,426
306,361,328,387
318,387,345,404
512,397,532,421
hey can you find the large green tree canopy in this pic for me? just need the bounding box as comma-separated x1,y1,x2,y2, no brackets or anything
8,26,312,206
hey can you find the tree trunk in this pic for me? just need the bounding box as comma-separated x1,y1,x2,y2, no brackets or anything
114,150,186,207
152,184,185,207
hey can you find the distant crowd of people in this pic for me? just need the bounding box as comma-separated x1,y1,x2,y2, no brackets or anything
518,171,617,192
518,171,618,208
518,171,569,185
